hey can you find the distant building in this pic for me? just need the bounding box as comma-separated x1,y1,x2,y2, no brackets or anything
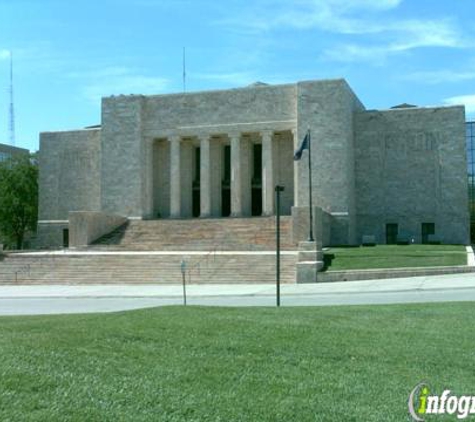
0,143,29,162
37,78,470,247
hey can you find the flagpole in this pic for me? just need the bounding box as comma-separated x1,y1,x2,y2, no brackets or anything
307,128,314,242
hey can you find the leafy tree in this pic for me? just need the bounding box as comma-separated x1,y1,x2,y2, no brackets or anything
0,154,38,249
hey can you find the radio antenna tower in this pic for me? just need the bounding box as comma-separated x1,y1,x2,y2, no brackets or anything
9,51,15,146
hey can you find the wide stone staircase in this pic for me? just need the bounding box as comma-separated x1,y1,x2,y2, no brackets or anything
0,217,298,285
91,216,296,251
0,252,297,285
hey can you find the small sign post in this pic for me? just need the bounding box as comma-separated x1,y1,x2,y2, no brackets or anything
180,259,187,306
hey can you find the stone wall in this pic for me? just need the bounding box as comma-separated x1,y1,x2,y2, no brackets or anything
276,132,294,215
294,79,365,245
354,105,469,244
37,128,101,248
36,222,69,249
0,143,29,158
101,96,147,218
38,129,101,222
142,83,297,137
291,206,331,246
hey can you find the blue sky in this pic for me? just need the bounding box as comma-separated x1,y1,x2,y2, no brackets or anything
1,0,474,152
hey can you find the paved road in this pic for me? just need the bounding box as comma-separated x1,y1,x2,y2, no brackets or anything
2,289,475,316
1,273,475,315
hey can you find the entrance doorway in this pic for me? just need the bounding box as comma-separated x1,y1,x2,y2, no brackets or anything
421,222,435,244
221,145,231,216
386,223,398,244
63,229,69,248
192,147,200,217
251,143,262,216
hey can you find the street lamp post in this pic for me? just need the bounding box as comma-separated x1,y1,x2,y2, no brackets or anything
275,185,285,307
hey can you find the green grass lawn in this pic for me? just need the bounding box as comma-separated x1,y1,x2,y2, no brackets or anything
1,304,474,421
324,244,467,271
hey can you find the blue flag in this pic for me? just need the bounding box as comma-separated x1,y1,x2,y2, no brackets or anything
293,132,309,161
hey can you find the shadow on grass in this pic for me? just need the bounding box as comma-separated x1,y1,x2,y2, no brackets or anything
322,253,335,271
322,245,362,272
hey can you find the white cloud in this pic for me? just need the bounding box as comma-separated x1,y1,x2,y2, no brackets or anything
74,67,169,102
321,18,468,63
217,0,404,34
444,94,475,114
217,1,469,65
322,44,390,64
218,0,409,36
402,69,475,84
329,0,402,10
390,19,468,51
0,49,11,60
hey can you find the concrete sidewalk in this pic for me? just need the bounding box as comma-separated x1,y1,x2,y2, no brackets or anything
1,272,475,299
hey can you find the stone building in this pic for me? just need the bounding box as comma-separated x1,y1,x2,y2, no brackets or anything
37,78,469,248
0,143,29,162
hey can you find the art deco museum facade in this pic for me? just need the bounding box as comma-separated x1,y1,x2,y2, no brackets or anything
37,78,469,248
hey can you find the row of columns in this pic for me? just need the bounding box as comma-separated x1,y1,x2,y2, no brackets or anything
168,130,289,218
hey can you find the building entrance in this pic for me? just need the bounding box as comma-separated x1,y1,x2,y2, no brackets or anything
252,143,262,216
192,147,200,217
221,145,231,216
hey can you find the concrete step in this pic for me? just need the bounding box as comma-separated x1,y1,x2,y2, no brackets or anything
0,253,297,285
92,216,296,251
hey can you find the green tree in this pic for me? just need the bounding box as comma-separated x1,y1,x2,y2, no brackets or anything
0,154,38,249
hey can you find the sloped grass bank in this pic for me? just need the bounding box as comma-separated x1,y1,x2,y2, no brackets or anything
324,244,466,271
1,304,474,421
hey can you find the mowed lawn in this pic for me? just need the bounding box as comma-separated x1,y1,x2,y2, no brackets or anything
324,244,467,271
1,304,475,421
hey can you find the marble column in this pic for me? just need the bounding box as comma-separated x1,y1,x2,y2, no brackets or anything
170,136,181,218
200,136,222,217
230,133,242,216
262,130,275,215
230,133,251,217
